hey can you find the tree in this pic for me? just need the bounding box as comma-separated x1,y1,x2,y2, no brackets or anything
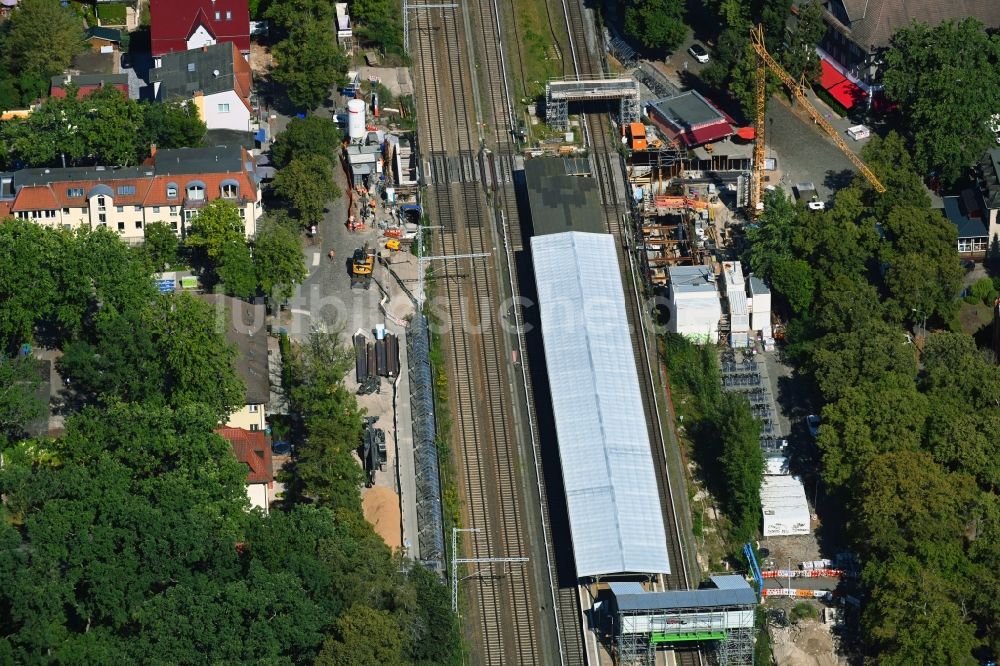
862,556,978,666
809,320,916,402
265,0,334,31
713,392,763,543
3,92,87,167
316,604,407,666
0,355,44,442
0,0,85,106
780,0,825,83
142,100,207,150
272,154,340,227
623,0,687,53
882,18,1000,183
350,0,405,54
272,24,347,111
817,376,927,489
270,115,342,169
285,332,366,511
253,217,307,302
77,86,145,166
59,294,245,420
216,240,257,298
141,221,180,272
187,200,246,260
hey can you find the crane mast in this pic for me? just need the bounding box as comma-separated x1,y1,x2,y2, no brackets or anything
748,24,886,217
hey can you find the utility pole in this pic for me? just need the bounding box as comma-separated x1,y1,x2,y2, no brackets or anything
402,2,459,55
417,252,490,310
451,528,528,612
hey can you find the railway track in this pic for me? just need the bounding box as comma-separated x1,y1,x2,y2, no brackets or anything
410,4,541,665
551,0,704,664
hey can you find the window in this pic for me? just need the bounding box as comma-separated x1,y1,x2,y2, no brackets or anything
98,213,107,223
248,404,259,413
98,222,106,228
214,10,220,19
250,424,260,432
116,185,135,196
97,196,106,210
44,210,55,218
116,205,124,213
171,221,178,230
186,184,205,201
184,209,198,221
134,205,142,212
154,57,162,69
238,207,246,218
169,206,178,215
225,10,231,19
67,187,84,198
217,103,230,113
187,62,196,72
153,206,160,213
166,185,178,198
221,183,238,198
63,207,69,214
135,220,143,229
117,222,125,231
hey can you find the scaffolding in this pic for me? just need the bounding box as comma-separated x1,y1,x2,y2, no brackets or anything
544,77,641,131
610,578,757,666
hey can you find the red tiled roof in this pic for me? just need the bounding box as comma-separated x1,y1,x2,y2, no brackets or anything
51,83,129,100
12,185,58,211
653,118,734,148
150,0,251,57
217,427,272,484
0,201,13,219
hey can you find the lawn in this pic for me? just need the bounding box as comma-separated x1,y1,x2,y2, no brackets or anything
96,2,128,26
505,0,570,101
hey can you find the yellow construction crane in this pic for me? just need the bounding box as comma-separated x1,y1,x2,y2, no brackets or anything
748,25,886,216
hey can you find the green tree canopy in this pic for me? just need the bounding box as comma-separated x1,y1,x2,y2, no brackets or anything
272,23,347,111
142,100,207,150
0,355,45,443
882,18,1000,183
623,0,687,52
0,0,85,107
714,392,763,544
271,115,343,169
254,216,307,302
140,221,180,272
350,0,405,54
272,154,341,227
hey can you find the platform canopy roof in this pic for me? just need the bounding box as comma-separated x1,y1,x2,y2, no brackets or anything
531,231,670,578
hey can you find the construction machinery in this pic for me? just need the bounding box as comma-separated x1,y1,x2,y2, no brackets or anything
350,242,376,289
748,24,886,216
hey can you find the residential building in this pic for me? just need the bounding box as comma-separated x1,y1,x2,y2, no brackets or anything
975,148,1000,245
150,42,254,132
217,426,273,513
818,1,1000,90
150,0,251,58
199,294,270,433
50,73,130,100
943,195,989,257
84,26,122,53
0,144,262,243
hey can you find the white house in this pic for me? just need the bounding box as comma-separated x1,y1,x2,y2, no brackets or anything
150,42,254,133
667,265,722,343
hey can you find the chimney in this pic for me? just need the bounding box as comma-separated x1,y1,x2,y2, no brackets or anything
150,143,157,158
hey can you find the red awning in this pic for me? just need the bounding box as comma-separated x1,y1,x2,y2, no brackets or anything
818,59,867,110
736,126,756,140
681,121,734,147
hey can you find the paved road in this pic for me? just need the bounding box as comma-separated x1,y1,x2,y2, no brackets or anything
765,99,857,203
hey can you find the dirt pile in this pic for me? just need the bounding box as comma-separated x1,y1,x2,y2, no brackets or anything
362,485,402,550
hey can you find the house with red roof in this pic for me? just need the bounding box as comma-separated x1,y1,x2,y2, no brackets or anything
50,73,130,100
0,144,262,243
150,0,251,59
217,427,273,513
645,91,734,149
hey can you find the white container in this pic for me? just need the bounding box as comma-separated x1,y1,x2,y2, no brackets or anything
347,98,367,141
375,323,386,340
847,124,870,141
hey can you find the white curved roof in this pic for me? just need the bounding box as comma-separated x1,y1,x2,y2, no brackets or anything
531,231,670,578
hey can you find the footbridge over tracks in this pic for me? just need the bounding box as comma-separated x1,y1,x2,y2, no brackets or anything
608,575,757,666
545,77,640,131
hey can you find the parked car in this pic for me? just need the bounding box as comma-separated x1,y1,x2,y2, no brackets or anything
806,415,820,438
688,43,710,64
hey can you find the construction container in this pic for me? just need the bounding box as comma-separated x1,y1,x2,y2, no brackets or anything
385,333,400,377
367,342,376,380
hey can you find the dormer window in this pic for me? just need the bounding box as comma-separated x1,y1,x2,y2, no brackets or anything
221,183,238,199
67,187,84,198
166,185,178,198
187,63,196,72
186,184,205,201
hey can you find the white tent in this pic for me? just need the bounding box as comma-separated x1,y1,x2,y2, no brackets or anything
761,475,811,536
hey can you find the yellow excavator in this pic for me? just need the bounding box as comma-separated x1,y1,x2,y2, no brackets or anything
350,242,375,289
748,24,885,216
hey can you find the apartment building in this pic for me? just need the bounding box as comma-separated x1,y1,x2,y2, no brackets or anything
0,145,261,243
